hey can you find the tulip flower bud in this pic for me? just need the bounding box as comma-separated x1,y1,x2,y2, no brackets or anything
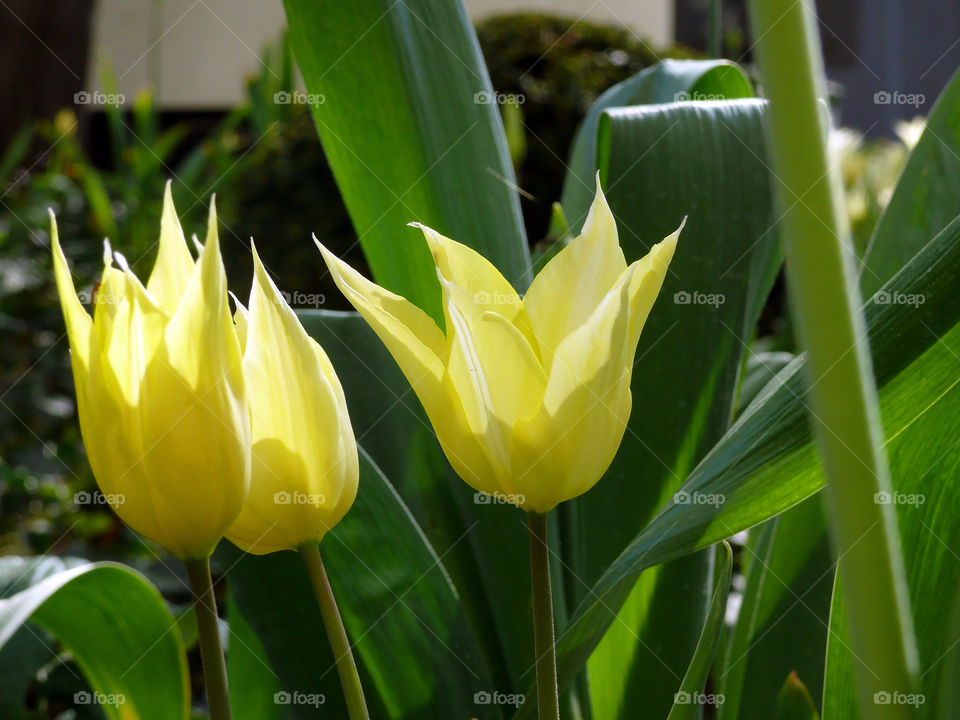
317,177,681,513
225,245,358,554
52,184,250,559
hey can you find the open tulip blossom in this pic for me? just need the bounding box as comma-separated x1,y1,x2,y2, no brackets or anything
318,176,682,718
318,179,682,513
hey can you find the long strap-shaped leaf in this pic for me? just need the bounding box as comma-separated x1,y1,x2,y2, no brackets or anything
0,559,189,720
747,2,918,718
664,541,732,720
283,0,531,322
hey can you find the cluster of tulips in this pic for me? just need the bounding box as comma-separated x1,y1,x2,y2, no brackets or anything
52,178,682,720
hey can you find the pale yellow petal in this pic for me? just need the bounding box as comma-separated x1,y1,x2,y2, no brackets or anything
49,211,92,372
412,223,536,348
523,177,627,369
316,238,446,403
625,220,683,351
146,181,194,313
512,271,635,512
226,245,357,554
439,273,546,496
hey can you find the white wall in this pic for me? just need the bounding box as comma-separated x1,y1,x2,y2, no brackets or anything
87,0,673,109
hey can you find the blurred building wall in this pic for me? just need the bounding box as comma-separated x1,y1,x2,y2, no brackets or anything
87,0,672,110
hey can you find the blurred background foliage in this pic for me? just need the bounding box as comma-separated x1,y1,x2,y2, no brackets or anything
0,9,918,575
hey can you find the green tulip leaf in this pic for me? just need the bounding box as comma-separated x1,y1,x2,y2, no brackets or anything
0,558,189,720
284,0,531,322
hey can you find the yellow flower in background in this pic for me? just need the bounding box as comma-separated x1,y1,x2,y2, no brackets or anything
51,184,250,560
226,245,359,555
318,178,681,513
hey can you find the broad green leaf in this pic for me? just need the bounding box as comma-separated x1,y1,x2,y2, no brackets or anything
283,0,531,322
0,558,189,720
859,66,960,297
717,497,833,720
567,98,780,720
665,542,732,720
736,350,795,417
299,309,534,694
776,672,821,720
561,59,754,232
536,208,960,710
225,449,502,720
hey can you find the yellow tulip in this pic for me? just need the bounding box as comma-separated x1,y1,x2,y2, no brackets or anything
51,184,250,559
225,245,359,555
317,179,681,513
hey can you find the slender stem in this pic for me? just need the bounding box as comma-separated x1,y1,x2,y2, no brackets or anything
747,0,918,717
184,558,232,720
299,542,370,720
528,511,560,720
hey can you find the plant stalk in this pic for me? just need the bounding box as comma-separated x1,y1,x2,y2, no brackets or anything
184,558,232,720
747,0,919,717
528,511,560,720
299,542,370,720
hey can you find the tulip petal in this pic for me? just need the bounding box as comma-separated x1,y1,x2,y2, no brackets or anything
439,273,546,494
625,220,683,351
226,244,358,553
412,223,538,349
512,270,635,512
146,181,195,313
523,177,628,369
138,200,249,559
50,212,92,372
316,238,446,402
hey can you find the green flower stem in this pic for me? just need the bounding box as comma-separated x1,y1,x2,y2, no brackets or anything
747,0,919,716
299,542,370,720
528,511,560,720
184,558,232,720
